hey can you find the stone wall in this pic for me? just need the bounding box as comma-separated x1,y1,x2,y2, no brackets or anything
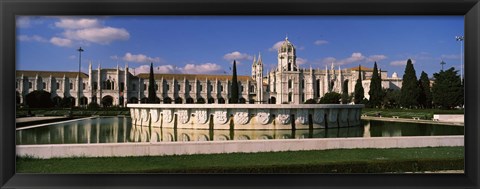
17,136,464,159
127,104,364,130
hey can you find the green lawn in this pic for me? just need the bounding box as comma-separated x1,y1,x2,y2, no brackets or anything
17,147,464,173
362,108,464,120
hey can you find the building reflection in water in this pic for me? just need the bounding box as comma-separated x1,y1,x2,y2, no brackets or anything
16,117,463,145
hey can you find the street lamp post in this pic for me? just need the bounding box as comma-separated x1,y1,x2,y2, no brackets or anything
455,36,464,82
77,47,84,107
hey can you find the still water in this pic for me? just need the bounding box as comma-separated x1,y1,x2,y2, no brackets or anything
16,117,464,145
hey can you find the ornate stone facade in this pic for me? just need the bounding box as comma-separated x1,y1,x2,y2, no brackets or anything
15,37,402,107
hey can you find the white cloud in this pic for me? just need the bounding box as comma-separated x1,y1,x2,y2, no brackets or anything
115,52,161,63
366,55,388,62
296,57,307,65
182,63,223,74
323,52,366,66
16,17,31,28
50,37,73,47
390,59,416,66
314,40,328,46
63,27,129,45
18,35,48,43
55,18,100,29
223,51,253,61
269,41,284,51
130,63,223,75
321,53,388,66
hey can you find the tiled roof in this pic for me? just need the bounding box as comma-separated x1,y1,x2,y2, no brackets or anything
16,70,89,78
346,66,374,72
136,73,253,81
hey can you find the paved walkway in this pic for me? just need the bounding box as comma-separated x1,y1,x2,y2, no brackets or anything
361,116,464,126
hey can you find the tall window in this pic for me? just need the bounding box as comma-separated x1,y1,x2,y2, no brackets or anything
220,85,223,92
56,82,60,90
288,92,292,102
83,83,86,90
165,84,169,91
301,80,304,89
29,82,32,89
143,83,147,90
70,83,73,90
93,82,98,90
199,84,202,92
288,79,292,89
43,82,46,89
120,82,125,91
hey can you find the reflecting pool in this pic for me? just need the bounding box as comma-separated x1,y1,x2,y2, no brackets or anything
16,117,464,145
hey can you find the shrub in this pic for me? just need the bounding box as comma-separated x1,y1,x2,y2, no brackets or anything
304,99,317,104
319,92,341,104
25,90,54,108
87,102,100,110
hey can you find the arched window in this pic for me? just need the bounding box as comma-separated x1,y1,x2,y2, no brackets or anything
288,92,292,102
93,82,98,90
106,80,112,90
218,98,225,104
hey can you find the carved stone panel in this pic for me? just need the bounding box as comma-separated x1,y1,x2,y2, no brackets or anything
296,109,308,125
233,109,249,125
277,109,290,125
313,109,325,124
339,109,349,122
134,109,140,121
256,109,270,125
328,109,339,123
141,109,149,122
150,109,159,123
214,109,228,125
163,109,173,123
177,109,189,124
195,109,208,124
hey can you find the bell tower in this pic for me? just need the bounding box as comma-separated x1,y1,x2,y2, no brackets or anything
277,36,297,72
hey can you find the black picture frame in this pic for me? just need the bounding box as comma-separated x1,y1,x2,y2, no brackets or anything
1,0,479,188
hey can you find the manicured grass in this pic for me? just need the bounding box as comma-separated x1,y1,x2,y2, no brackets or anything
362,108,464,120
17,147,464,173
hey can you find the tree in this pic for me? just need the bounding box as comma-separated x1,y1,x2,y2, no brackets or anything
382,89,401,109
418,71,432,109
431,67,463,109
230,60,239,104
25,90,54,108
400,59,420,108
341,80,349,104
147,62,157,103
368,62,383,108
319,92,341,104
354,65,364,104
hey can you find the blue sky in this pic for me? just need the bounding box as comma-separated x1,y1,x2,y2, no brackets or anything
16,16,464,78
